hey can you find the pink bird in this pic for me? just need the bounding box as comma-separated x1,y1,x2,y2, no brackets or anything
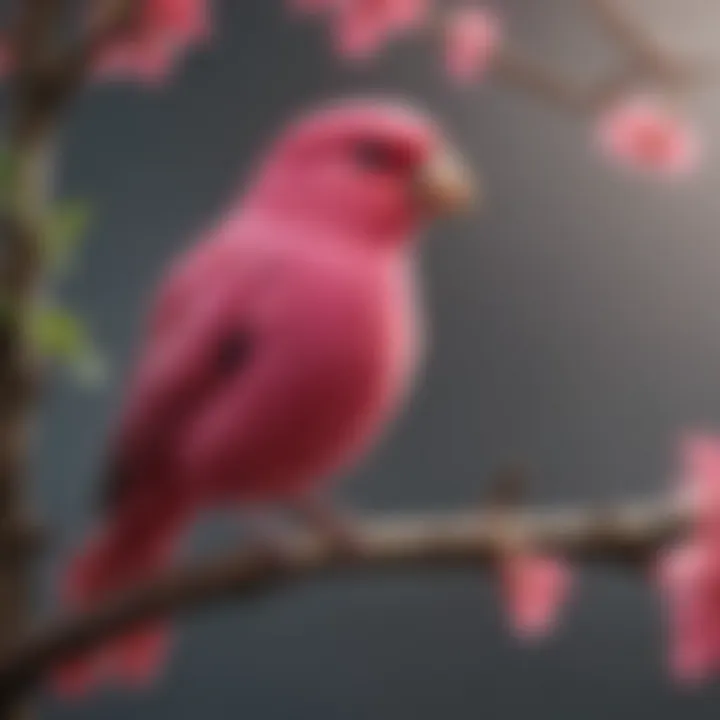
53,98,474,695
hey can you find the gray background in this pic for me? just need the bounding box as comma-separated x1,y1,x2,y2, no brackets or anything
30,0,720,717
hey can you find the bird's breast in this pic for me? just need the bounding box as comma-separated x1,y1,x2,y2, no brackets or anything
180,240,425,501
279,251,423,419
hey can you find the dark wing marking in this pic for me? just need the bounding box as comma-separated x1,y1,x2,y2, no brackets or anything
215,328,255,378
98,454,130,516
98,327,256,515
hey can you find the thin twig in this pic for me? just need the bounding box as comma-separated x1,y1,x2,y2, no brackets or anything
486,0,713,114
493,46,711,115
492,48,592,113
586,0,670,71
492,47,648,113
36,0,135,120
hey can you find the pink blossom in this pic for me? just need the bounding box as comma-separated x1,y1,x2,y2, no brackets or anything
676,434,720,537
288,0,429,59
93,0,211,84
500,553,571,639
658,434,720,683
658,543,720,683
384,0,429,30
332,0,429,59
444,7,502,84
596,96,701,178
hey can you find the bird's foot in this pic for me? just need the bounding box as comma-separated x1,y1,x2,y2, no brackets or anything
243,512,300,566
290,497,365,560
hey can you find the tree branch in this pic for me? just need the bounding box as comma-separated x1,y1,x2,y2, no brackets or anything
0,495,689,704
46,0,136,110
484,0,714,115
492,45,711,115
492,47,647,113
0,3,137,719
584,0,710,91
0,4,71,720
586,0,669,70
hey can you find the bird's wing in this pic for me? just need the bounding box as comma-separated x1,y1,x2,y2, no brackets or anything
102,235,280,511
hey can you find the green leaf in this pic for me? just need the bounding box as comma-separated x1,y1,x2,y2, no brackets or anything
30,306,83,359
43,200,93,275
30,305,108,388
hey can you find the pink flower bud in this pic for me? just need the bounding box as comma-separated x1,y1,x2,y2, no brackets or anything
93,0,211,85
500,553,571,639
444,7,502,84
331,0,429,59
596,95,701,179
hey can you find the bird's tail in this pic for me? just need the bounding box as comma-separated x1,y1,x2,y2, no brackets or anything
52,495,189,697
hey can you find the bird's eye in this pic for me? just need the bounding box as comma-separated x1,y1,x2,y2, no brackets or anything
353,139,402,172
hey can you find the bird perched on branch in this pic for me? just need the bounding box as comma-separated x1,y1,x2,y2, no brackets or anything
54,97,475,694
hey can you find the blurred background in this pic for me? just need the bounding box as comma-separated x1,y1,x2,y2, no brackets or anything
28,0,720,717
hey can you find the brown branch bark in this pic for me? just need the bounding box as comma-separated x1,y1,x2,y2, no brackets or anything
492,45,711,115
584,0,708,91
486,0,713,114
0,496,689,705
46,1,136,111
586,0,669,70
0,3,137,719
492,47,647,113
0,3,69,719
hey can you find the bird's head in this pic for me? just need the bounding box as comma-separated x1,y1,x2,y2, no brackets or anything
247,98,477,247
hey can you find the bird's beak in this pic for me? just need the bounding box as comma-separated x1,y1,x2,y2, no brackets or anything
413,146,478,216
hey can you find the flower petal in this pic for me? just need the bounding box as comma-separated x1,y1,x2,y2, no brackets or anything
501,554,571,639
444,7,502,84
595,95,701,179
